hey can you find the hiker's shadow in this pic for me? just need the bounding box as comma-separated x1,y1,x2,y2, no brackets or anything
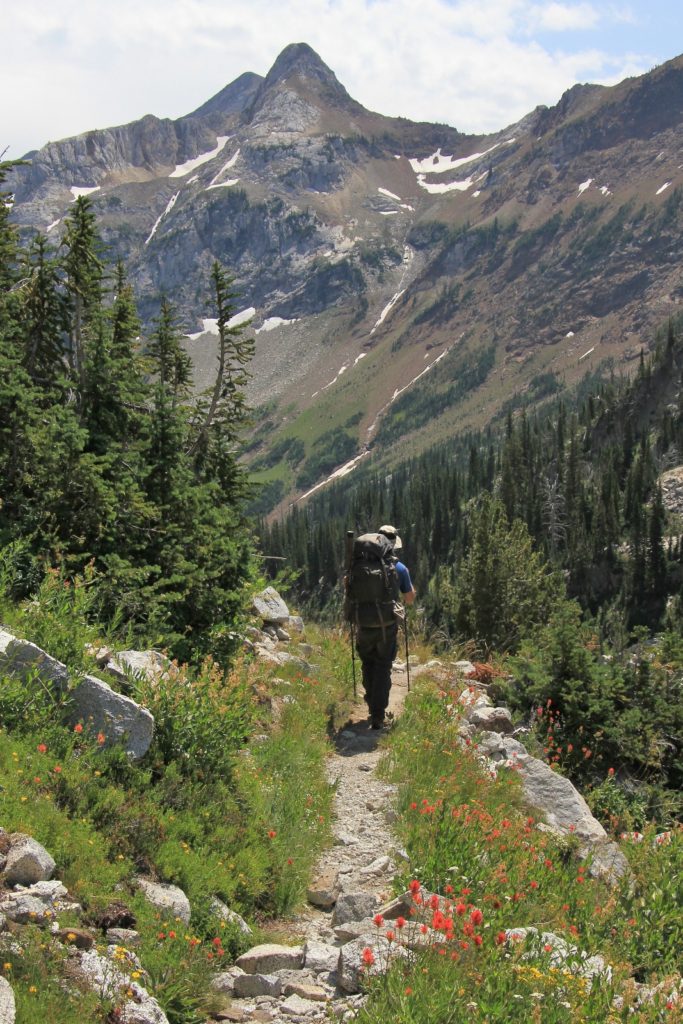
331,718,389,757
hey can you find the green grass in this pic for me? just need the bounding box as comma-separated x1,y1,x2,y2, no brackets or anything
0,594,354,1023
358,675,683,1024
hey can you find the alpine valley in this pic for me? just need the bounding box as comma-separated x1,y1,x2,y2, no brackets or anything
9,43,683,510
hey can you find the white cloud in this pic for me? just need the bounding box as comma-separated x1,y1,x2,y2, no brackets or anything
1,0,666,158
532,3,599,31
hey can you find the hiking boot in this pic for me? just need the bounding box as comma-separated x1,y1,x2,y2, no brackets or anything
370,713,385,730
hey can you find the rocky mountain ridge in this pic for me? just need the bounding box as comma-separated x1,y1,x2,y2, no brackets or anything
8,45,683,509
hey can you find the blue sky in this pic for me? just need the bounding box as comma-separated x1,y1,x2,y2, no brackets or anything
3,1,682,159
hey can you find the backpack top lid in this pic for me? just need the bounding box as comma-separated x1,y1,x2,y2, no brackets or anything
353,532,394,563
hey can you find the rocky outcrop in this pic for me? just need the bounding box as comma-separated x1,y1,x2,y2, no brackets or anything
135,879,191,925
3,834,55,886
473,730,629,884
76,947,169,1024
0,977,15,1024
251,587,291,625
0,630,154,761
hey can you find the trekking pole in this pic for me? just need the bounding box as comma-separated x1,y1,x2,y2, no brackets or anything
344,530,357,699
404,614,411,693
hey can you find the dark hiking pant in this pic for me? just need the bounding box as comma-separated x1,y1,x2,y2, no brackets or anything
355,623,398,718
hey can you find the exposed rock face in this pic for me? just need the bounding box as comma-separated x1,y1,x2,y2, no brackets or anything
477,731,629,884
3,835,56,886
0,630,154,761
135,879,191,925
10,47,683,511
68,675,154,760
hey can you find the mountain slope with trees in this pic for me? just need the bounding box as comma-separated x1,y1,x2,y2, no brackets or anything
0,160,256,660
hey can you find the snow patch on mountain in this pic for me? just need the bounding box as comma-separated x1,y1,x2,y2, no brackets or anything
417,175,474,194
186,307,255,340
145,192,180,245
206,179,240,191
656,181,672,195
408,144,500,175
371,289,405,335
70,186,100,200
209,149,241,188
46,218,61,232
170,136,230,178
578,178,593,195
378,187,402,202
255,317,300,334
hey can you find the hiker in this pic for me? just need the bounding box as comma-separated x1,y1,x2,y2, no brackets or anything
345,525,415,729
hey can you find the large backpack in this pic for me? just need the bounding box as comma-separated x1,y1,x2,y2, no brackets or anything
345,533,400,629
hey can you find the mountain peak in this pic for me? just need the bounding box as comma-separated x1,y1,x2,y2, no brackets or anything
264,43,340,88
244,42,362,125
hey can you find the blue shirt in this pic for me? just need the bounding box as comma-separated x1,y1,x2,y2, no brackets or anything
395,560,413,594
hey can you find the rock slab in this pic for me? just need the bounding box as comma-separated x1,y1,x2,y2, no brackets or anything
236,943,304,974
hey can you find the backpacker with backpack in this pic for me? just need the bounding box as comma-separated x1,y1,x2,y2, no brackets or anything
344,532,400,630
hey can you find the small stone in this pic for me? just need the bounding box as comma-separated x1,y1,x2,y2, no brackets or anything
105,928,140,946
281,993,316,1016
307,871,340,909
467,705,514,734
212,966,245,994
283,981,329,1001
275,627,291,642
360,856,391,877
303,940,340,974
332,893,379,926
56,927,95,950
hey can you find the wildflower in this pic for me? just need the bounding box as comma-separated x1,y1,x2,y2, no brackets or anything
396,916,407,929
530,881,539,890
74,723,83,734
2,964,11,971
405,987,413,995
33,776,41,784
53,765,62,774
212,937,222,947
373,914,384,928
361,947,375,966
97,732,106,744
37,743,47,753
29,985,37,993
267,830,277,839
496,931,507,945
409,879,421,894
455,903,466,916
168,930,176,939
473,934,483,946
607,767,615,776
386,930,395,942
470,908,483,926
